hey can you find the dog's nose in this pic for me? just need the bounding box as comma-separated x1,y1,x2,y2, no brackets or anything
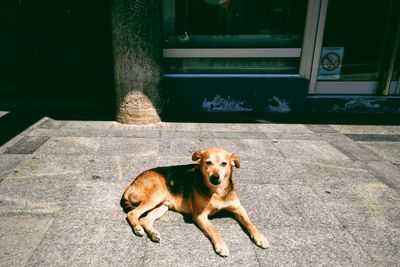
210,174,220,185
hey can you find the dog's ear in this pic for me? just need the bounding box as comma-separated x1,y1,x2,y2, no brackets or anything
230,153,241,168
192,150,203,161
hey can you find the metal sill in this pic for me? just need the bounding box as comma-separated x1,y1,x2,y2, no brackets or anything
162,74,303,79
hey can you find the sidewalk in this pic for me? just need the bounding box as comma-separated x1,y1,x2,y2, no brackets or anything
0,117,399,266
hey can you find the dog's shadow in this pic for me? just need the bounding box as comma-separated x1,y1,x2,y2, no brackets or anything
192,211,253,240
180,211,255,242
122,206,253,242
181,210,233,224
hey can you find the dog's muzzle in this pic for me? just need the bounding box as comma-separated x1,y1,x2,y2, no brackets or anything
210,174,221,185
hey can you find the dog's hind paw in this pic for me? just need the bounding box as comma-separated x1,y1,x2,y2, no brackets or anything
214,242,229,257
150,231,161,243
133,225,145,237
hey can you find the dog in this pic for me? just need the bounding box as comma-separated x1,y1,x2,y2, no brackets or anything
120,147,269,257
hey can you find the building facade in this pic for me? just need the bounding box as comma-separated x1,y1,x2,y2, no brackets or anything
159,0,400,119
1,0,400,123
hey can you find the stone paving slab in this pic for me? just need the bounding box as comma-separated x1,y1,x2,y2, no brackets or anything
237,183,340,228
363,160,400,190
28,219,145,267
81,155,193,184
328,140,382,161
159,122,202,131
0,217,53,267
35,137,160,156
254,227,374,267
107,129,160,138
58,180,126,220
0,154,27,183
212,131,267,139
266,132,324,141
59,120,117,129
8,154,86,178
344,133,400,142
235,157,302,185
305,124,340,133
361,141,400,164
256,124,313,133
1,118,400,266
37,118,64,129
98,137,160,156
145,219,260,267
199,123,261,133
108,123,161,131
4,136,49,154
314,181,400,206
81,155,132,182
159,138,216,157
214,139,283,159
272,139,351,161
0,174,79,216
331,125,400,134
160,130,212,138
324,202,400,229
348,228,400,266
28,127,109,137
34,137,102,155
287,159,378,187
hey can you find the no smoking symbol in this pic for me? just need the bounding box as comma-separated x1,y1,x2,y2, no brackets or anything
321,52,341,71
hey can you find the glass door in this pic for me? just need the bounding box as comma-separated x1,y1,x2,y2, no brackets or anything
308,0,400,95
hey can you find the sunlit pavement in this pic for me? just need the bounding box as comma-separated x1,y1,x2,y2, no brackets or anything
1,117,400,266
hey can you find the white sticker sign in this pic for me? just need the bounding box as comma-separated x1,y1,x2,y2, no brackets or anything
318,47,345,80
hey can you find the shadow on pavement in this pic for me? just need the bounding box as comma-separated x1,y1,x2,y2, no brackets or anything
0,108,115,146
163,111,400,125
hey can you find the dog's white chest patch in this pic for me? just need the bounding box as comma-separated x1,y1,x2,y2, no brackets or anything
211,199,230,210
213,202,223,210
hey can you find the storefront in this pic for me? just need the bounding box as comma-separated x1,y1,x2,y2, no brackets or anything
1,0,399,123
162,0,400,115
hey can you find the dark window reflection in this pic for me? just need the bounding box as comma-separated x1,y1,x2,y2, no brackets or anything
174,0,307,36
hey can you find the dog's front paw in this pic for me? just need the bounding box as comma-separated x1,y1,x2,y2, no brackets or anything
254,234,269,249
214,242,229,257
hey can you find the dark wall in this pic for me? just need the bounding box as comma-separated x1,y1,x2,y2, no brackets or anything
0,0,114,107
164,77,309,118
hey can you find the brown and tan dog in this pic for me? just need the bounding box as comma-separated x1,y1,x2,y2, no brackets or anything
121,147,268,257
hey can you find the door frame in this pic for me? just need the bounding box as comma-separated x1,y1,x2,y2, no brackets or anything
301,0,400,96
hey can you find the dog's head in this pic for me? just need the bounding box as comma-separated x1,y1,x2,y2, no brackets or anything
192,147,240,186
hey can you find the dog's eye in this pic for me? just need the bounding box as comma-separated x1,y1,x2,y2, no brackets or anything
221,162,228,167
205,160,212,166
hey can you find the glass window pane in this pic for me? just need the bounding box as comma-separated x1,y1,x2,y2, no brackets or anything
164,0,308,48
163,0,308,74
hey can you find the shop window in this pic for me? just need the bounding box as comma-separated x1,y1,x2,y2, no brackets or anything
163,0,308,74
